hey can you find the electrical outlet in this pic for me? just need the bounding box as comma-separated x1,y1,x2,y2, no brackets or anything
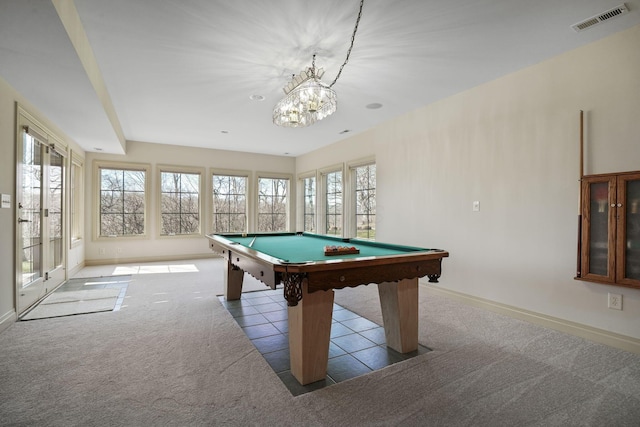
608,293,622,310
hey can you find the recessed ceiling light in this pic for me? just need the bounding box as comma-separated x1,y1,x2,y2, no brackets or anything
94,147,103,151
249,95,265,101
339,129,351,135
221,130,229,134
366,103,383,109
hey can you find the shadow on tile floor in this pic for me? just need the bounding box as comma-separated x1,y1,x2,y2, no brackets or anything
218,288,430,396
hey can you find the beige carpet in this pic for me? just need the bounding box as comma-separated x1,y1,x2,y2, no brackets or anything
1,257,639,426
21,289,121,320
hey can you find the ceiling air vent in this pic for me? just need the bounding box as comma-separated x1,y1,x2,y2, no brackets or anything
571,3,629,32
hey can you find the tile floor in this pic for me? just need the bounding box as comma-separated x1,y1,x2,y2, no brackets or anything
57,275,131,311
218,287,430,396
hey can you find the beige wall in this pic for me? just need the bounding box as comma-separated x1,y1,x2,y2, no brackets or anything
0,77,17,330
298,24,640,339
85,141,296,264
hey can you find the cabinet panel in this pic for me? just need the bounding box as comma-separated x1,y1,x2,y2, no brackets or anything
617,174,640,287
581,176,616,283
579,171,640,289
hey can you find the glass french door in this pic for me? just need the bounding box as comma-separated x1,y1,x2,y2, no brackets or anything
47,149,65,286
16,125,66,314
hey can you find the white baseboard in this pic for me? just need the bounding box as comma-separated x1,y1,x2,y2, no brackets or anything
67,261,85,278
85,252,215,266
423,284,640,355
0,309,16,334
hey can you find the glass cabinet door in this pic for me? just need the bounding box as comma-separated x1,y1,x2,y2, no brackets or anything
581,176,616,282
579,172,640,289
617,173,640,286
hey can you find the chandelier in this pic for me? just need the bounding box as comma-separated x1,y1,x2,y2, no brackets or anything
273,57,337,128
273,0,365,128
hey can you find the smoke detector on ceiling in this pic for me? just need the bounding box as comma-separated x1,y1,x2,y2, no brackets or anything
571,3,629,32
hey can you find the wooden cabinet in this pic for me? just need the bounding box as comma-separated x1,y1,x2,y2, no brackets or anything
579,171,640,288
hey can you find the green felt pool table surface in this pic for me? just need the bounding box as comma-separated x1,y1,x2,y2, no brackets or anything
222,232,435,264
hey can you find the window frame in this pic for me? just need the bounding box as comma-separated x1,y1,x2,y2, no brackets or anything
256,172,293,233
298,170,317,234
93,160,151,241
349,158,376,240
69,150,84,248
319,164,344,237
156,165,205,238
211,169,251,235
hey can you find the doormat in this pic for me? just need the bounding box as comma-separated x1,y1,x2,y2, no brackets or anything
21,276,131,320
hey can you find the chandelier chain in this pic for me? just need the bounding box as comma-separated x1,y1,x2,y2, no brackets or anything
328,0,365,88
273,0,364,127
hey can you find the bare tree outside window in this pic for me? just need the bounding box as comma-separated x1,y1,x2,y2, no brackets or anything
355,164,376,239
21,135,42,281
49,150,64,266
213,174,247,233
325,171,342,236
303,176,316,232
258,177,288,232
160,171,200,235
100,168,146,236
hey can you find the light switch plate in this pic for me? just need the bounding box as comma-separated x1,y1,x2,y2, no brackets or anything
1,194,10,209
473,201,480,212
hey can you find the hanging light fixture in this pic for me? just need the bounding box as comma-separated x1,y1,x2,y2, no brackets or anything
273,57,337,127
273,0,365,128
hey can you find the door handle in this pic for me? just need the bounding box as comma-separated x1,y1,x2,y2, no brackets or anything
18,218,31,223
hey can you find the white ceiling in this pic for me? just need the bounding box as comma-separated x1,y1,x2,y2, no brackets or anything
1,0,639,156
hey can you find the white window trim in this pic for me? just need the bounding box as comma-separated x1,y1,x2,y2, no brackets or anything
156,165,205,238
348,157,376,239
70,150,84,248
297,170,317,234
211,168,252,235
347,156,376,170
319,164,345,237
256,171,294,233
93,160,151,241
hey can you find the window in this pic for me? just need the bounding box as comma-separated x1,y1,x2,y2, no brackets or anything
325,170,342,236
48,148,64,267
303,176,316,232
258,176,289,232
354,163,376,239
213,172,247,233
159,168,202,236
70,152,84,246
96,162,149,238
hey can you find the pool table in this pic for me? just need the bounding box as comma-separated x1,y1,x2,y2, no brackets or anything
207,232,448,385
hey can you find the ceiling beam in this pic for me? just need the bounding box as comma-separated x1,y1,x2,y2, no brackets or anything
51,0,126,153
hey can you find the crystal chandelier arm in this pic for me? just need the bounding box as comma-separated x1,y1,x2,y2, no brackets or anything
328,0,365,88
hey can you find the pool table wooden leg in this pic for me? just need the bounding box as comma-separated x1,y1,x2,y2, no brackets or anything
288,281,334,385
378,278,419,353
224,261,244,301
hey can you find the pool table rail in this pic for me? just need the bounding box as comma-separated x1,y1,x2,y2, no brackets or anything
207,233,449,306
